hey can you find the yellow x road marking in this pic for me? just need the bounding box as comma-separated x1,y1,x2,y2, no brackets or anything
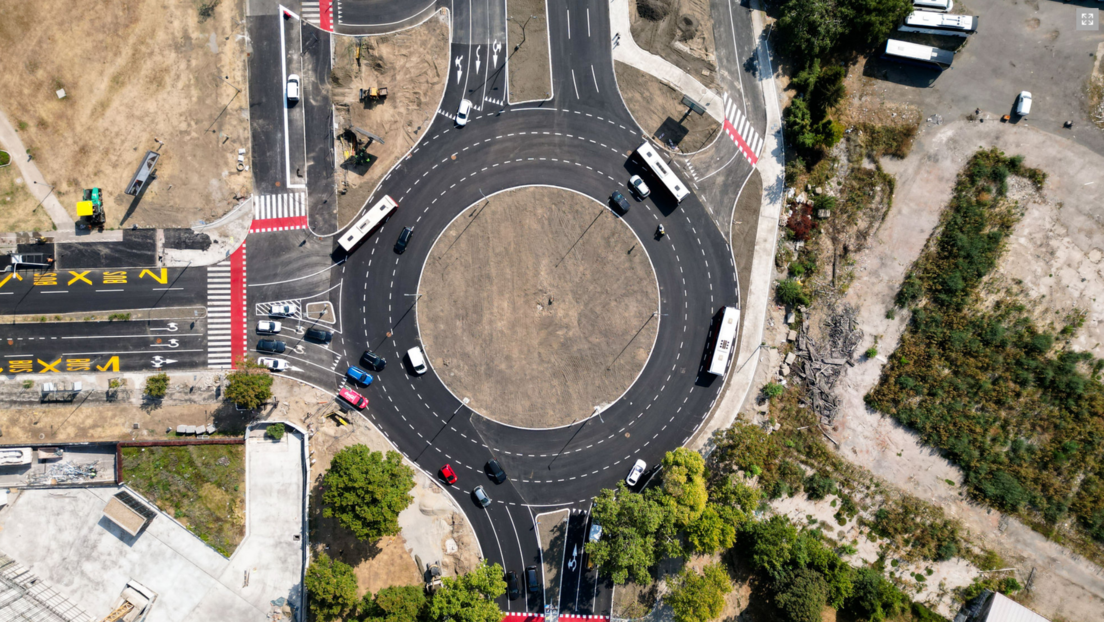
67,271,92,286
37,358,61,373
0,272,24,288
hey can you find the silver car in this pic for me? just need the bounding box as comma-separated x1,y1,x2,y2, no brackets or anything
472,485,491,507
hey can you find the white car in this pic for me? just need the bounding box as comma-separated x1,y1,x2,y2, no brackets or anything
1016,91,1032,116
258,357,288,372
629,175,650,199
626,459,647,486
456,99,472,126
407,346,428,375
270,303,299,317
257,321,282,334
287,74,300,102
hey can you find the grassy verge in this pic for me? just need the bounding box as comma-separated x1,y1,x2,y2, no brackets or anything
121,444,246,556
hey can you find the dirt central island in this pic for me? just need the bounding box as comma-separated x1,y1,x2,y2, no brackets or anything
418,187,659,429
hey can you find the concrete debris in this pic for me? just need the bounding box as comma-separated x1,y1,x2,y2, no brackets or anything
787,330,797,342
793,305,864,425
27,460,99,485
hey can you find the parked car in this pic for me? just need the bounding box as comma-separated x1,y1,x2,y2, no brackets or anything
610,191,630,214
257,339,286,354
629,175,650,199
526,566,540,593
257,321,282,334
346,366,373,386
337,387,369,410
626,459,647,486
270,303,299,317
407,346,428,375
305,327,333,344
456,98,473,126
258,357,288,371
486,459,507,484
440,464,458,485
361,350,387,371
472,485,491,507
287,74,300,102
506,571,520,600
394,226,414,254
1016,91,1032,116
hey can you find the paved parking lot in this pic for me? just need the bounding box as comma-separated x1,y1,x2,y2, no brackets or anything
864,0,1104,156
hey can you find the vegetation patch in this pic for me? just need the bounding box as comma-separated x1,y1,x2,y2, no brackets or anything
121,444,245,556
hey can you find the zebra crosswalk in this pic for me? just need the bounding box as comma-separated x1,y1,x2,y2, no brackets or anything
251,192,308,233
206,243,247,369
301,1,320,26
721,92,763,166
299,0,333,31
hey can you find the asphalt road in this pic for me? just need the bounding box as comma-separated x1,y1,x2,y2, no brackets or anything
0,267,206,316
334,0,445,33
247,15,287,195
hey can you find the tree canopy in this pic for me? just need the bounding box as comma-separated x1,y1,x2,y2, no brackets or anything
425,561,506,622
587,482,678,585
359,585,427,622
659,448,708,527
322,446,415,541
666,563,732,622
224,357,273,409
305,553,359,621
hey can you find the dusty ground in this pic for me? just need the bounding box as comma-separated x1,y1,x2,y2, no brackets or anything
418,187,659,428
0,159,53,232
628,0,716,89
507,0,552,102
826,119,1104,620
615,62,721,154
537,509,568,603
332,12,449,229
0,0,251,229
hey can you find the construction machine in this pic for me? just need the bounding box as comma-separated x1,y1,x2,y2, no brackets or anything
77,188,106,231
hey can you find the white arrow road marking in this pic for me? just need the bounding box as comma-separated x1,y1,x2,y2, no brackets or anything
475,45,482,75
454,55,464,83
492,40,500,68
151,356,179,368
150,322,178,332
150,339,179,348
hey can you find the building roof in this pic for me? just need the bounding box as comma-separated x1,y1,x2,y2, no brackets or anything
102,491,156,537
983,592,1050,622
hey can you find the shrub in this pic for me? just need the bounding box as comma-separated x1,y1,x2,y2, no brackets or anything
787,203,816,241
775,568,829,622
776,279,810,307
224,357,274,409
144,373,169,399
803,471,836,500
305,553,358,620
267,423,285,441
763,383,786,400
865,346,878,359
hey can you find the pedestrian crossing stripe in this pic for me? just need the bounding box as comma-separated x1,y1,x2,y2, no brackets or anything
206,242,247,369
300,0,333,31
251,192,308,233
721,92,762,166
301,1,320,25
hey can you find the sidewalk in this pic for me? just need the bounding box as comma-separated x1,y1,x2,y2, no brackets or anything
608,0,725,124
0,107,73,230
690,0,784,451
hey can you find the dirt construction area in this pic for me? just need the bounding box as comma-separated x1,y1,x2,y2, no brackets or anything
615,62,720,153
629,0,716,89
332,12,449,229
0,0,250,230
0,156,53,232
418,187,659,428
507,0,552,103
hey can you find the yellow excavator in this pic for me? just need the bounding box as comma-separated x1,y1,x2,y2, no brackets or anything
76,188,106,231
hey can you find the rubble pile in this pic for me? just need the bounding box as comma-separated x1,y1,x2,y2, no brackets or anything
793,306,863,424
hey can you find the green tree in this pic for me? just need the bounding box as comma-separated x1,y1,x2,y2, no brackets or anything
666,563,732,622
840,0,913,48
774,568,829,622
323,446,415,541
587,483,674,584
845,567,907,622
267,422,286,441
361,585,427,622
785,98,817,151
686,504,738,554
224,357,273,409
659,448,708,527
144,373,169,399
305,553,359,621
426,561,506,622
777,0,842,67
810,66,847,116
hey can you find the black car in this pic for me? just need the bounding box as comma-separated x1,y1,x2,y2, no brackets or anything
361,350,387,371
394,226,414,254
305,327,333,344
486,459,507,484
257,339,286,353
610,191,630,214
506,571,520,600
526,566,540,593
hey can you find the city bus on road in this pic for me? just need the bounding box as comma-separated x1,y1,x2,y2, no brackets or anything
339,195,398,252
899,11,977,37
707,306,740,377
882,39,955,70
635,142,690,203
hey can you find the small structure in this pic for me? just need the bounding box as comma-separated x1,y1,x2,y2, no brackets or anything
125,151,159,196
956,591,1049,622
0,448,32,466
102,490,157,538
101,581,155,622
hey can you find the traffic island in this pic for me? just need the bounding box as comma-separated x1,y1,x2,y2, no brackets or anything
507,0,552,102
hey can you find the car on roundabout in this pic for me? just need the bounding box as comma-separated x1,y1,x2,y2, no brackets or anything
486,459,507,484
610,191,630,214
258,357,288,372
407,346,428,375
626,459,647,486
440,464,458,485
346,366,373,386
456,98,473,126
361,350,387,371
472,485,491,507
338,387,369,410
629,175,650,199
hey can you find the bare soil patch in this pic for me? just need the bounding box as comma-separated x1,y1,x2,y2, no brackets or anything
418,187,659,428
507,0,552,102
536,509,568,603
332,12,450,229
0,162,53,233
615,62,720,153
0,0,251,229
628,0,716,89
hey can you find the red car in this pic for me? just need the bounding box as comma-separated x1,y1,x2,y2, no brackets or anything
440,464,458,485
337,387,368,410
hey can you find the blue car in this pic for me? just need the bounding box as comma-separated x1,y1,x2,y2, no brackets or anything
346,366,373,386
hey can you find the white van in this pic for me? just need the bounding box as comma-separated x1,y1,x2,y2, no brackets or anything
1016,91,1032,116
912,0,953,12
406,346,428,375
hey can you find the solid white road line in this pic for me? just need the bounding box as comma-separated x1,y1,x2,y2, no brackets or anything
571,69,580,99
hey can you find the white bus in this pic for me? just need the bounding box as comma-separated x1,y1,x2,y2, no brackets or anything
882,39,955,70
339,196,398,252
635,142,690,203
899,11,977,37
707,306,740,377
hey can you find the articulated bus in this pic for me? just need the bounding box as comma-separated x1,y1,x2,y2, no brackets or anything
899,11,977,37
707,306,741,377
339,196,398,252
635,142,690,203
882,39,955,70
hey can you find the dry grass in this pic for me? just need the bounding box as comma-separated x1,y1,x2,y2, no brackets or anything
0,162,54,232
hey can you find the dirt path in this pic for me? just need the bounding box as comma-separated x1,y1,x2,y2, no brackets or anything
0,109,70,229
831,119,1104,621
615,62,720,154
628,0,716,89
418,187,659,429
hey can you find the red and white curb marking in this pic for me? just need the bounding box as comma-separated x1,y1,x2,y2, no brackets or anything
207,243,248,369
251,192,308,233
722,92,762,166
501,615,609,621
301,0,334,31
